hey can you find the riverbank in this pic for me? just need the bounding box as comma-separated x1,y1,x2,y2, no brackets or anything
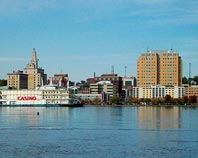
83,103,198,108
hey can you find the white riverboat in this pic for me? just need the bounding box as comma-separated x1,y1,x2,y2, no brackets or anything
0,85,83,107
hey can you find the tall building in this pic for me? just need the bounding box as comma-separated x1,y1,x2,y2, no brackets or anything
137,50,182,87
7,70,28,89
23,49,47,89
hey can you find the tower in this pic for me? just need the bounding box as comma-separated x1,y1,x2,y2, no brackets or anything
137,50,182,87
24,49,47,89
31,48,38,68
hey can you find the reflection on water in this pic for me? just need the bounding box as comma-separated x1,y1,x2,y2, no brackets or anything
137,106,181,129
0,106,198,158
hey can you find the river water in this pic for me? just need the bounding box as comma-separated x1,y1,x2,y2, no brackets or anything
0,106,198,158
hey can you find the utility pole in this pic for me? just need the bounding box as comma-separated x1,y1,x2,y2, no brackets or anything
124,66,127,77
189,63,191,85
111,65,114,74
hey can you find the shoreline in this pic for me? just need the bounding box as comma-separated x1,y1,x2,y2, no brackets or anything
0,103,197,108
83,103,198,108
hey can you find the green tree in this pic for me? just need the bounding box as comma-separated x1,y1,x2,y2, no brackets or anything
193,76,198,85
144,98,151,103
182,77,188,84
110,96,121,105
175,98,183,104
0,79,7,86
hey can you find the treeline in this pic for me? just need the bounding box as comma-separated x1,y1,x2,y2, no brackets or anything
183,76,198,85
0,79,7,86
127,95,197,105
80,95,197,105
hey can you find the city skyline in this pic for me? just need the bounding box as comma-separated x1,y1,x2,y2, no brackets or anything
0,0,198,81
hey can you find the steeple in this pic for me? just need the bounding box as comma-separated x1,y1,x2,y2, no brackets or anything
31,48,38,68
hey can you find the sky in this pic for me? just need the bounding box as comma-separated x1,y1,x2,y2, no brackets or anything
0,0,198,82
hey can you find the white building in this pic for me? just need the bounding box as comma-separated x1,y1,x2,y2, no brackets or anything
132,85,184,99
0,85,70,105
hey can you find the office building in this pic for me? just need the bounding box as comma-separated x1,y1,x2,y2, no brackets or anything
90,81,114,102
137,50,182,87
184,85,198,97
132,86,184,99
90,81,114,95
122,77,136,98
94,74,122,96
51,74,68,87
23,49,47,89
7,70,28,89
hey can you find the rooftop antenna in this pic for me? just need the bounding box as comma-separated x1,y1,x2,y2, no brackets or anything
124,66,127,77
189,63,191,85
111,65,114,74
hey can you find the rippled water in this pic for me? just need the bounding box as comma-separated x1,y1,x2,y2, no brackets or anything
0,106,198,158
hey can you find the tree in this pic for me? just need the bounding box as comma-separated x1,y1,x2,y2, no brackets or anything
188,95,197,103
110,96,121,105
92,98,101,104
193,76,198,85
182,77,188,84
175,98,182,104
182,96,188,104
151,98,159,104
0,79,7,86
157,98,163,104
128,97,138,104
164,95,172,103
144,98,151,103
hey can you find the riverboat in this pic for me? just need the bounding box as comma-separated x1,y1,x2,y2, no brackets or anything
0,85,83,107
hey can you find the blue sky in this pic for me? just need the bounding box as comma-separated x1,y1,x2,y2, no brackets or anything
0,0,198,81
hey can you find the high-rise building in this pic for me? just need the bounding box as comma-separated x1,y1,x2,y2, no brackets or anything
23,49,47,89
137,50,182,87
7,70,28,89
